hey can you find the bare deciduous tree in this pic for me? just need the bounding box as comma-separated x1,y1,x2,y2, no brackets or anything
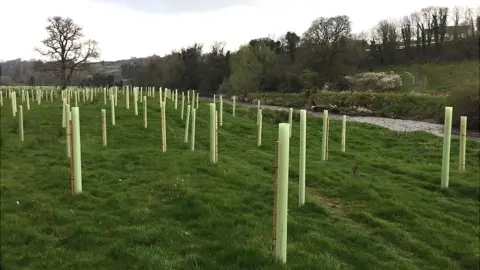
463,7,475,37
476,6,480,36
211,41,226,55
302,15,352,78
35,16,99,89
451,6,463,40
373,20,399,64
411,11,425,52
421,7,434,46
401,16,413,58
437,7,449,43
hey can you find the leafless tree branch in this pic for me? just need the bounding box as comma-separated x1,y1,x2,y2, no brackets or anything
34,16,99,89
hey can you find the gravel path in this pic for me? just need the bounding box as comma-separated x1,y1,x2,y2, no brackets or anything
202,97,480,141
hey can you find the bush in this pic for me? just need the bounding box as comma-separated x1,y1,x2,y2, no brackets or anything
301,69,323,89
353,72,403,91
328,75,355,91
447,83,480,130
328,72,403,91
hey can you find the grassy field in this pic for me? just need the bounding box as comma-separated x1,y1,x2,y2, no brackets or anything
372,60,479,93
1,91,479,269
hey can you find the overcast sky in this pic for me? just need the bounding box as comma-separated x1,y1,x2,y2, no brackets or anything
1,0,478,61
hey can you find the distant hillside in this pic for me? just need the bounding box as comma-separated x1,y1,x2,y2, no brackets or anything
367,60,479,94
1,58,478,94
0,58,138,86
86,60,123,79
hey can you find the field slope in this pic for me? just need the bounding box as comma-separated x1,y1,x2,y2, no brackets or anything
372,60,479,93
1,93,479,269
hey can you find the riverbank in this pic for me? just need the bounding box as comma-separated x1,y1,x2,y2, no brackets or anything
202,96,480,141
241,91,478,133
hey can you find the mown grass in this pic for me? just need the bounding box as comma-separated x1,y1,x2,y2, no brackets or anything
1,91,479,269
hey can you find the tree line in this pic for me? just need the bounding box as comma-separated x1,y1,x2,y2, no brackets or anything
121,5,480,96
0,5,478,94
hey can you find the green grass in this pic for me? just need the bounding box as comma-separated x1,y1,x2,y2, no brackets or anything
399,72,414,91
1,92,479,269
371,60,479,93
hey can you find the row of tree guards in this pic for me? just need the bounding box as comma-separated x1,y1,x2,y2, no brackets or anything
268,106,467,263
59,86,201,194
0,86,471,264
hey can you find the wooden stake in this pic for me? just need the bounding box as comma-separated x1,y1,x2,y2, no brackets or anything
161,103,166,152
272,140,279,258
69,119,75,195
326,118,329,160
216,111,219,162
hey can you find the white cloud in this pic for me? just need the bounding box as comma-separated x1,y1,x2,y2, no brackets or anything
1,0,478,61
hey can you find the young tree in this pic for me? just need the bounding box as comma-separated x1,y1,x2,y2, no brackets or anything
35,16,99,89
